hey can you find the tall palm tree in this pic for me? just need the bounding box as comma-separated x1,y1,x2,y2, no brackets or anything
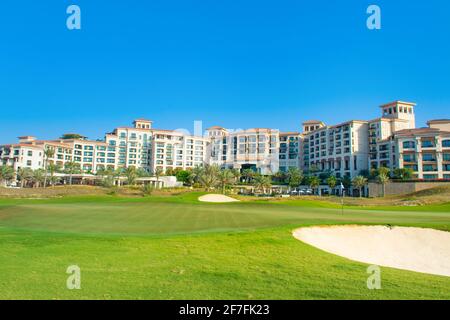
230,168,241,184
308,176,321,195
190,166,204,185
377,172,390,197
32,169,46,188
253,174,272,194
198,164,220,191
241,169,255,184
125,166,138,185
217,169,235,194
43,147,55,187
153,167,164,188
287,167,303,188
0,165,15,187
326,175,337,194
64,161,81,185
47,163,60,187
352,175,368,198
17,167,33,188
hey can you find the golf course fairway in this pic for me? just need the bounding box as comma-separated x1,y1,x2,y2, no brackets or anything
0,192,449,300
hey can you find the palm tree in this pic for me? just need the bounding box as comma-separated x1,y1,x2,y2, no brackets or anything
47,163,60,187
352,175,368,198
17,167,34,188
241,169,255,184
287,167,303,188
308,176,320,195
190,166,204,185
32,169,46,188
198,164,220,191
64,162,81,185
326,175,337,194
273,171,287,184
217,169,235,194
125,166,138,185
154,167,164,188
43,147,55,187
230,168,241,184
0,165,15,187
377,172,390,197
253,174,272,194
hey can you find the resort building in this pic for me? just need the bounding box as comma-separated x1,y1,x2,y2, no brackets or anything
1,101,449,182
300,120,369,178
206,127,280,174
279,132,301,172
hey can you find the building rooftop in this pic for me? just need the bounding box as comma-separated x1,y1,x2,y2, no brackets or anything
133,118,153,123
380,100,416,108
394,127,450,137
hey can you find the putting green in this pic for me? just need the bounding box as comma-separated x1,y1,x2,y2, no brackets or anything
0,193,449,299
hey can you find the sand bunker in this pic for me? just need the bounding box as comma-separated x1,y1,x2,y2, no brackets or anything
293,225,450,277
198,194,240,203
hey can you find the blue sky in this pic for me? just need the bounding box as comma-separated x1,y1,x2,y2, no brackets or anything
1,0,449,143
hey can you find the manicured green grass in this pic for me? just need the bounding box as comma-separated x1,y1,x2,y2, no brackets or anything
0,193,449,299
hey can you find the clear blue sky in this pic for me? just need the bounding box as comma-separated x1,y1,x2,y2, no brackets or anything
1,0,449,143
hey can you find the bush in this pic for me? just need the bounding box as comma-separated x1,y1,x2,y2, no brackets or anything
142,184,154,197
107,186,119,196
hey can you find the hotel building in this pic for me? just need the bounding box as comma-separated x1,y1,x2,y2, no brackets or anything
206,127,280,174
1,101,449,181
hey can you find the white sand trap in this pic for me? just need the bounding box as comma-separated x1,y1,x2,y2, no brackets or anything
293,225,450,277
198,194,240,203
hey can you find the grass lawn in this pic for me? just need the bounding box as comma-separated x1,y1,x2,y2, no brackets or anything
0,192,449,299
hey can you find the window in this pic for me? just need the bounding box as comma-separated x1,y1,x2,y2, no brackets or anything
403,154,416,162
403,141,415,149
421,140,434,148
27,151,33,156
27,160,32,166
442,140,450,148
422,153,436,162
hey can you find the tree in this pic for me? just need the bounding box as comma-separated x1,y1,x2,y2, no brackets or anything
253,174,272,194
393,168,414,181
64,162,81,185
142,184,154,197
60,133,85,140
17,167,34,188
308,176,321,195
198,164,220,191
377,172,390,197
0,166,15,186
273,171,287,184
190,166,204,185
241,169,255,184
43,147,55,187
47,163,60,187
286,167,303,188
352,175,368,198
125,166,138,185
230,168,241,184
176,170,192,185
217,169,235,194
326,175,337,193
32,169,46,188
154,167,164,188
136,168,151,178
377,167,391,177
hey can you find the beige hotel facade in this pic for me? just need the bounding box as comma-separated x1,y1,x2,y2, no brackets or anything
1,101,449,181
